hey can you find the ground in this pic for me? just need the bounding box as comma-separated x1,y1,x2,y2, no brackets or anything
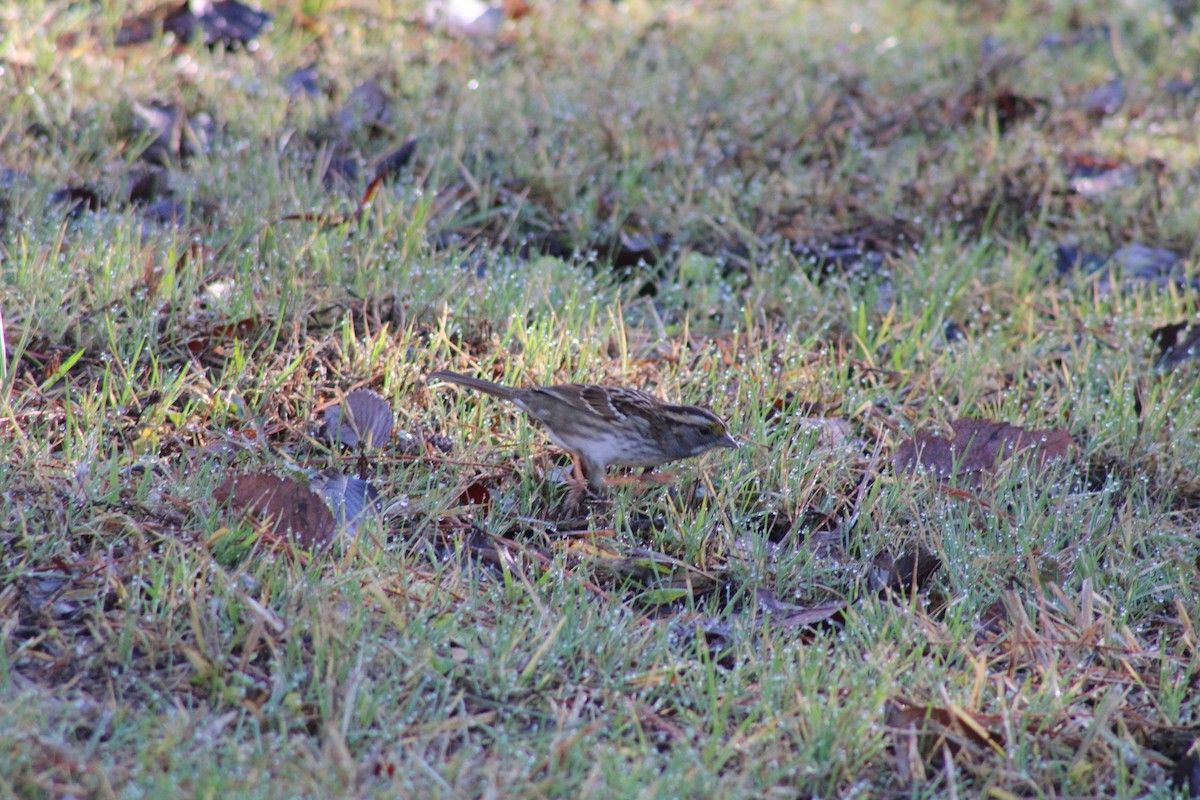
1,1,1199,797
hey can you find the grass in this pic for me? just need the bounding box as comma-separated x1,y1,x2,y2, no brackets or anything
2,0,1199,797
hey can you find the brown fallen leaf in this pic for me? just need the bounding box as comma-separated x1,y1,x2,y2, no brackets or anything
776,601,848,633
886,699,1006,768
869,547,942,596
453,478,492,511
215,472,335,548
893,418,1074,479
756,590,848,634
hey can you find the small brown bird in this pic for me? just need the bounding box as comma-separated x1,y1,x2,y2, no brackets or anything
429,370,738,490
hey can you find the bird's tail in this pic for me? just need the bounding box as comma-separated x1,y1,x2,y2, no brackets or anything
428,370,518,401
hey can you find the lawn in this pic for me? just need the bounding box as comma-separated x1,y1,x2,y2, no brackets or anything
2,0,1199,797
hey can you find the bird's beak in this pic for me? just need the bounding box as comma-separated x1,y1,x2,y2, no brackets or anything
721,433,740,449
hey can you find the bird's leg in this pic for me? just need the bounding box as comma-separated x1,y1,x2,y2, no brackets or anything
562,454,613,513
562,454,591,514
569,454,590,490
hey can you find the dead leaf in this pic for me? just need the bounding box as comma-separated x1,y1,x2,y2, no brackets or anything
127,166,171,205
893,418,1074,479
771,599,848,633
182,316,262,357
886,699,1006,761
281,140,416,229
50,185,105,217
311,469,382,540
215,472,335,548
454,479,492,510
1151,321,1200,368
1084,77,1125,118
357,139,419,208
142,197,218,230
324,389,394,450
869,547,942,596
333,80,393,140
753,592,849,633
1055,243,1107,276
131,101,212,165
283,65,322,98
975,595,1009,642
1101,243,1190,293
1171,739,1200,797
990,89,1044,132
117,0,272,48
